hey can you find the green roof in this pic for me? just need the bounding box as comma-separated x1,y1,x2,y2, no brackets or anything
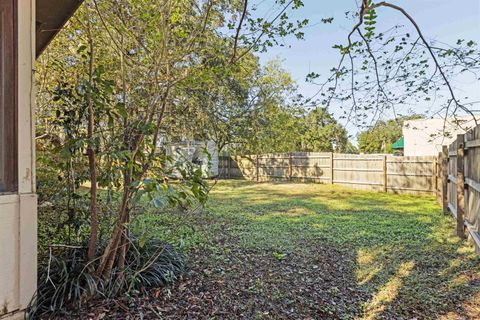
392,136,404,149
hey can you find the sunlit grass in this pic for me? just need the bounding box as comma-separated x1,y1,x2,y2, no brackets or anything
138,180,480,318
356,247,386,286
364,260,415,320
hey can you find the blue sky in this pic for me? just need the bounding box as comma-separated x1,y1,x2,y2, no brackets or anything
256,0,480,136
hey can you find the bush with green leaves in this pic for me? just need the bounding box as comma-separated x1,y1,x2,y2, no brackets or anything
28,238,185,319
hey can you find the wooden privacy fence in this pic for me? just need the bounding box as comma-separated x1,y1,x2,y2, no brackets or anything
219,153,438,195
444,124,480,253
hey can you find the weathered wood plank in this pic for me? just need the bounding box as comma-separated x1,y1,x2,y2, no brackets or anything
448,203,457,218
333,168,383,172
383,155,388,192
441,146,449,214
291,164,330,168
457,134,466,239
329,152,334,184
465,220,480,254
291,156,331,159
465,139,480,149
333,180,383,186
291,176,330,180
387,160,434,164
387,187,434,192
466,178,480,193
333,157,383,161
448,174,458,184
388,173,433,177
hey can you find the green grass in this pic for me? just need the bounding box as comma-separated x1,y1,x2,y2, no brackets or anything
136,180,480,319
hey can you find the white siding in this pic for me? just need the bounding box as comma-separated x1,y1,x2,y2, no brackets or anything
403,117,478,156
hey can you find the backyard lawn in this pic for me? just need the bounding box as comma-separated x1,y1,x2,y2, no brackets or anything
91,180,479,319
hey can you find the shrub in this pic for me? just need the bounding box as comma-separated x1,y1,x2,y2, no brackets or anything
28,238,185,319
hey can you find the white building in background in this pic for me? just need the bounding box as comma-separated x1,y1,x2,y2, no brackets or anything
165,140,219,178
403,116,478,156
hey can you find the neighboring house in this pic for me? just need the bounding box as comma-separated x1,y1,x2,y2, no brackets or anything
403,116,478,156
0,1,84,319
166,141,219,178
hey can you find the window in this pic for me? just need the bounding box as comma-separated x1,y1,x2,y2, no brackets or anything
0,0,17,193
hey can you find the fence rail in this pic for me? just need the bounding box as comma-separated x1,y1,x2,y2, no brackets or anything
219,153,438,195
444,124,480,253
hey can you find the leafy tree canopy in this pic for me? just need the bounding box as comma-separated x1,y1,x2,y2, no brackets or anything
357,115,422,153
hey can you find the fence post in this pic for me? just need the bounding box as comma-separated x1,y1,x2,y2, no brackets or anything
436,152,442,202
441,146,448,214
329,152,334,184
221,156,225,178
436,153,440,200
256,155,259,182
228,156,231,179
289,153,293,180
383,155,388,192
432,157,438,196
456,134,466,239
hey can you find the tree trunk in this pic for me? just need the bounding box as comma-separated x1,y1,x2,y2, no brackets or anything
96,171,131,277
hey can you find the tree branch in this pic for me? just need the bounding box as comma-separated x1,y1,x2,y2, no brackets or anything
230,0,248,63
362,1,478,124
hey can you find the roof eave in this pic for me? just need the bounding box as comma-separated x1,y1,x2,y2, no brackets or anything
36,0,85,58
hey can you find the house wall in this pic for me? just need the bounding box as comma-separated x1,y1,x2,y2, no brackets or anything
403,117,477,156
0,1,37,319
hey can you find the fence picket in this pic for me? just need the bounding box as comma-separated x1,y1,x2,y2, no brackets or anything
456,134,466,239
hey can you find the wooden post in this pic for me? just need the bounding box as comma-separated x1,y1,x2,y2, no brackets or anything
329,152,334,184
456,134,466,239
436,153,441,202
432,158,438,196
289,153,293,180
228,156,231,179
221,156,224,178
441,146,448,214
383,155,388,192
221,156,225,178
256,155,259,182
